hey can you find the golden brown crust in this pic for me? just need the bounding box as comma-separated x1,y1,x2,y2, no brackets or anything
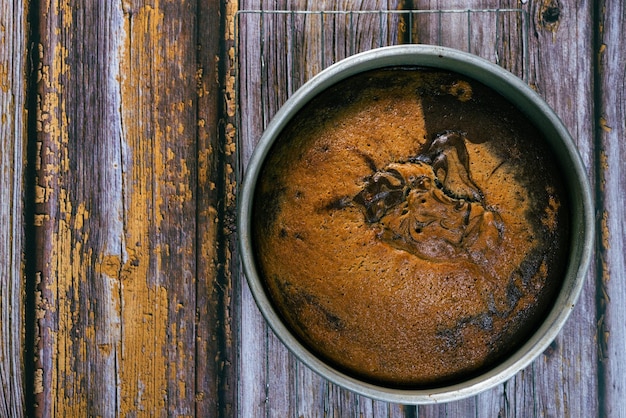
253,68,569,386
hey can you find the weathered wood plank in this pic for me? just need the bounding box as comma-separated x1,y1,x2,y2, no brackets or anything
523,1,599,417
0,0,27,416
195,0,240,415
32,0,238,416
596,0,626,416
34,2,143,415
119,2,201,414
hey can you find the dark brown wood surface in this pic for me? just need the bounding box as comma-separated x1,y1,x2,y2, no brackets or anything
0,0,624,416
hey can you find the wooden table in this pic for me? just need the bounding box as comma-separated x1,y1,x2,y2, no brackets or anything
1,1,623,416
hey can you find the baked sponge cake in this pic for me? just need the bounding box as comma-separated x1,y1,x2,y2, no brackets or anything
251,67,570,387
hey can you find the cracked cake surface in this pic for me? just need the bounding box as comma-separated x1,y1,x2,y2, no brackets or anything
252,67,570,387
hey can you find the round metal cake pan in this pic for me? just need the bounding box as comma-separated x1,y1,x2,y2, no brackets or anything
238,44,594,404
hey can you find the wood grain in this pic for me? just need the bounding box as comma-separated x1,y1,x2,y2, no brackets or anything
596,0,626,416
523,1,599,417
0,1,27,416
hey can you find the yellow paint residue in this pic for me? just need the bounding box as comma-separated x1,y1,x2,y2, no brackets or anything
225,70,236,117
599,116,612,132
119,272,169,413
118,2,170,414
196,68,207,98
98,254,123,279
225,0,238,41
73,202,89,231
36,0,89,411
35,184,50,204
224,123,236,156
57,0,73,30
224,163,236,208
599,149,608,193
197,146,212,186
33,213,49,226
34,368,44,395
51,214,91,415
601,210,610,246
0,62,9,93
599,149,609,170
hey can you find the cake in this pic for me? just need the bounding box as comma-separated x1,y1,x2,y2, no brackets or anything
251,67,570,387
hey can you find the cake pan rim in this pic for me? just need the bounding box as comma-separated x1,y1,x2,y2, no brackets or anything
237,44,594,404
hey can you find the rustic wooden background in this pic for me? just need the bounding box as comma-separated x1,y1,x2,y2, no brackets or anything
1,0,624,416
